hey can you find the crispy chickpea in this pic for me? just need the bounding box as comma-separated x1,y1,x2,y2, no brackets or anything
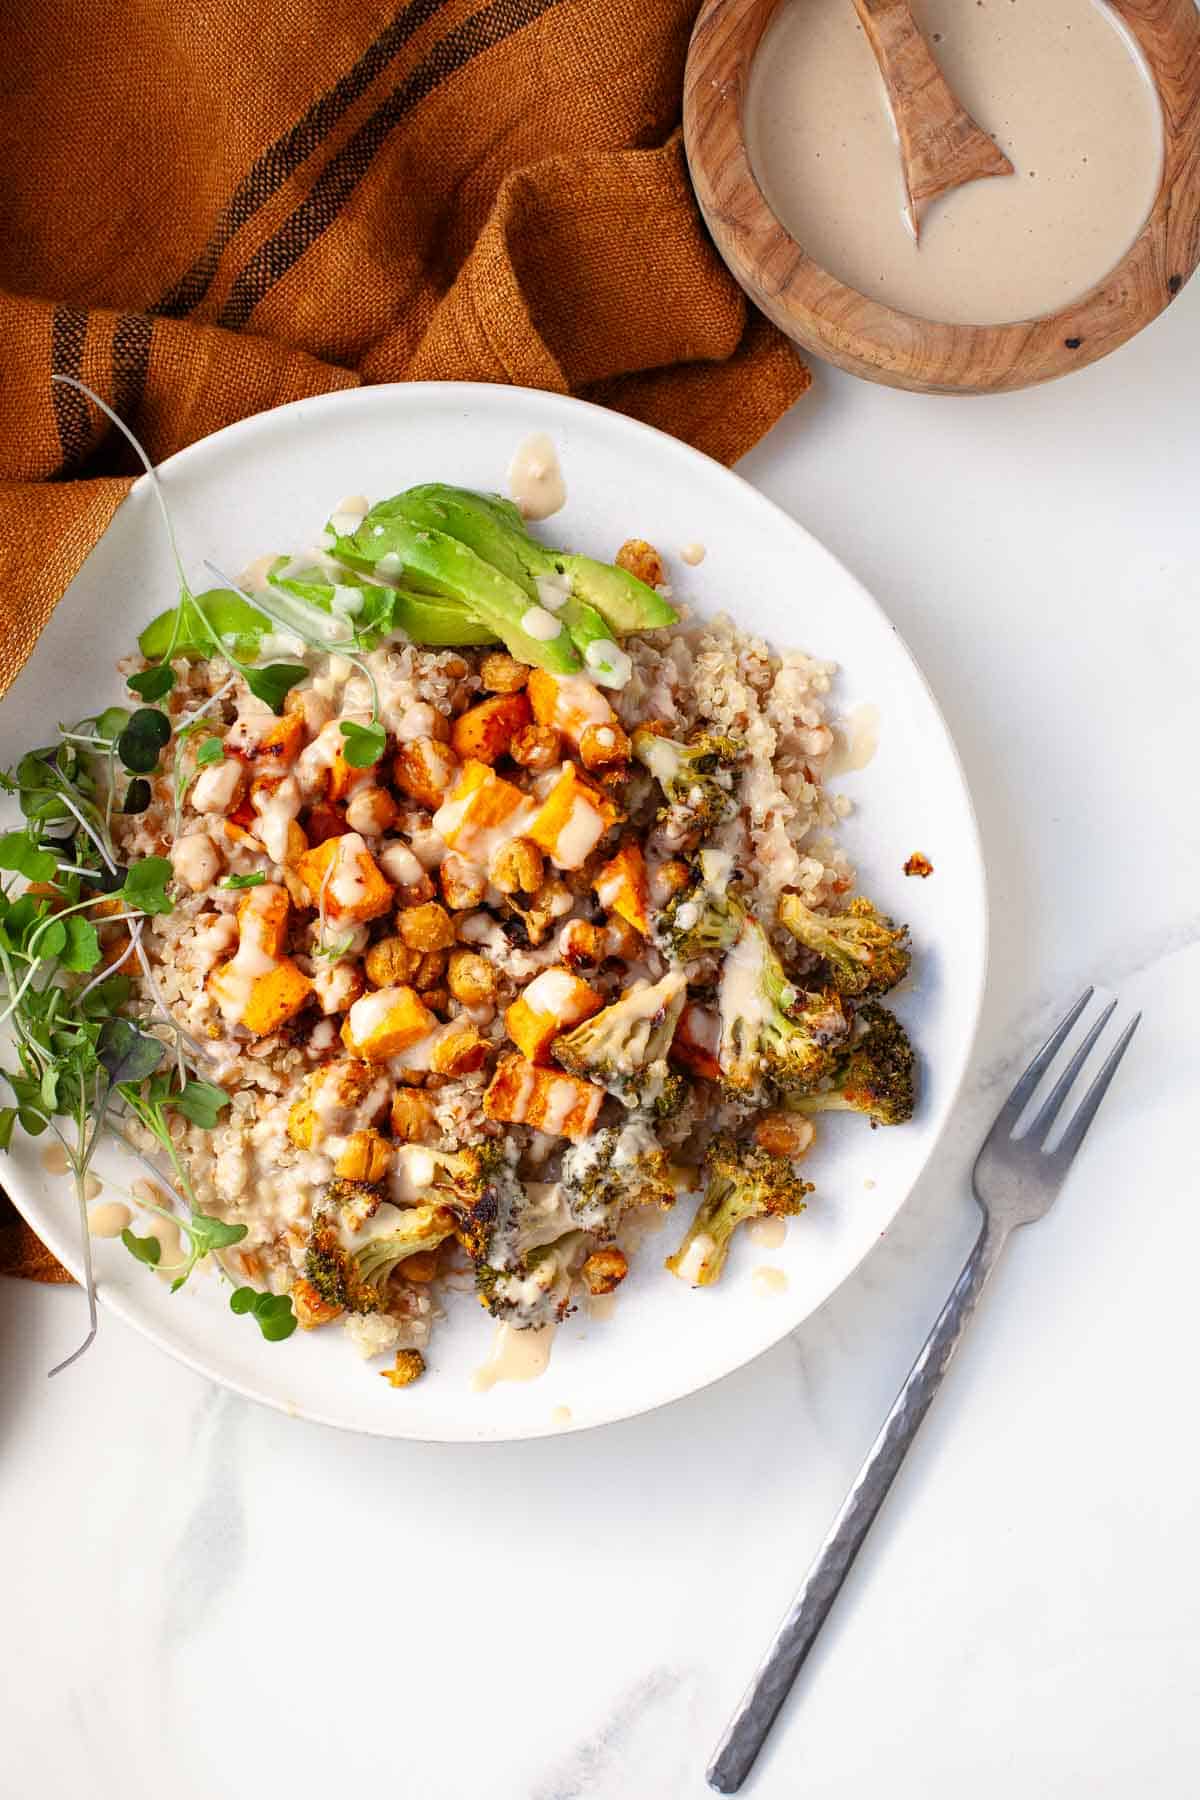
603,916,643,962
291,1277,342,1328
429,1019,489,1077
447,948,496,1007
558,918,605,966
579,721,632,772
421,986,451,1017
412,948,448,991
490,837,544,897
650,858,692,903
333,1129,393,1182
509,722,562,772
439,852,487,911
397,901,456,952
364,936,420,988
582,1246,629,1295
479,652,530,694
390,1088,436,1142
753,1113,816,1159
380,1348,426,1386
345,785,399,838
615,538,666,588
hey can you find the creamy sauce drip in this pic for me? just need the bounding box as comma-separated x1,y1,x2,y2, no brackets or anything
828,703,881,776
471,1322,556,1391
747,1215,788,1249
88,1201,132,1238
746,0,1163,326
550,1404,573,1426
680,543,707,567
41,1143,69,1175
752,1265,789,1298
508,434,566,521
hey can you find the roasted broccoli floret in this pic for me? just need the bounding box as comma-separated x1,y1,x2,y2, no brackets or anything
381,1349,427,1388
666,1131,811,1287
409,1139,524,1260
304,1180,457,1314
786,1003,916,1127
559,1118,677,1236
632,728,742,845
778,892,911,998
717,917,850,1100
475,1229,591,1330
656,877,744,965
552,970,688,1108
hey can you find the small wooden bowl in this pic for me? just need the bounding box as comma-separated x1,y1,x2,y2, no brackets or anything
684,0,1200,394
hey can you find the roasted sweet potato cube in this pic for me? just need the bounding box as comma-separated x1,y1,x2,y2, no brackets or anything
432,761,531,860
526,764,617,870
527,669,617,748
327,742,370,804
450,692,532,765
237,959,313,1036
237,883,290,958
593,842,650,936
340,984,436,1061
294,833,394,924
483,1054,604,1141
505,967,602,1064
393,738,459,810
255,712,305,769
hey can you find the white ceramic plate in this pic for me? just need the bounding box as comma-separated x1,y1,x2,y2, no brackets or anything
0,383,986,1440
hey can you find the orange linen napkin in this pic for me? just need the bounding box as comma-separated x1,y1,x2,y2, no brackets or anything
0,0,810,1278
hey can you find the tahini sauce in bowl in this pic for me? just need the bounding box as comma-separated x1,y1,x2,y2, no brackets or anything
745,0,1163,326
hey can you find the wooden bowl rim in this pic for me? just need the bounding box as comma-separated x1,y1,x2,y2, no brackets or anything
684,0,1200,392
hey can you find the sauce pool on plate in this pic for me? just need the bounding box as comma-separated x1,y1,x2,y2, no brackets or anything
745,0,1163,326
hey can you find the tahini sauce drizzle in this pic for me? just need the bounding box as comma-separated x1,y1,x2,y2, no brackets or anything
828,703,881,776
752,1266,789,1298
747,1215,788,1249
508,434,566,521
471,1322,557,1391
88,1202,133,1239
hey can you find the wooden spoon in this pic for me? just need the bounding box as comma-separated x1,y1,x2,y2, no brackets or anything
851,0,1015,238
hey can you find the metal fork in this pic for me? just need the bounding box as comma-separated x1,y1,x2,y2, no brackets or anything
708,989,1141,1793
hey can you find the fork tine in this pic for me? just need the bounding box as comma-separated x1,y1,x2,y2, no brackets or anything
990,987,1094,1137
1047,1013,1142,1167
1022,997,1118,1147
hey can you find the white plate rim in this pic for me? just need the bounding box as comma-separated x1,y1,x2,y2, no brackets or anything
2,381,988,1439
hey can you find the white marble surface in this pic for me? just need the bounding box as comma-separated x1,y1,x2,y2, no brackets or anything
5,288,1200,1799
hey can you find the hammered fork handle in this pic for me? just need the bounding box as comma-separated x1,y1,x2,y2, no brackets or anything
708,1214,1009,1793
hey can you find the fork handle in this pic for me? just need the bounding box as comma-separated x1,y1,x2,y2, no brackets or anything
708,1214,1010,1794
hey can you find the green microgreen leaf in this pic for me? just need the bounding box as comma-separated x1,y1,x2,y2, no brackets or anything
59,915,102,973
0,831,58,884
96,706,132,743
127,665,176,703
195,737,224,766
339,719,386,769
97,1018,165,1087
118,856,173,916
116,708,171,774
121,1227,162,1269
230,1286,257,1315
219,872,265,890
122,778,152,815
244,664,308,715
170,1079,230,1130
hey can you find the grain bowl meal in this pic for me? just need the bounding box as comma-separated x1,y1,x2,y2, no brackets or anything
0,470,916,1388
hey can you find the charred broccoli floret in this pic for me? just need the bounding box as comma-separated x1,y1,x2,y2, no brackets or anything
475,1228,591,1330
656,875,744,965
381,1349,426,1388
666,1131,811,1286
717,917,850,1100
552,971,688,1108
471,1173,591,1328
559,1118,677,1236
632,727,742,845
409,1139,524,1260
304,1180,457,1314
778,892,911,998
786,1003,916,1127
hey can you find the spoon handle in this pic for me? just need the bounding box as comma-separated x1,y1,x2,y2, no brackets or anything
851,0,1015,232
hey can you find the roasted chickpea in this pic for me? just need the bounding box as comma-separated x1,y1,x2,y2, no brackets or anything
479,652,530,694
582,1246,629,1295
509,723,562,772
753,1114,816,1159
390,1088,436,1142
615,538,666,588
412,948,448,991
490,837,544,897
439,852,487,911
447,948,496,1007
578,721,631,771
345,785,399,837
397,901,456,952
